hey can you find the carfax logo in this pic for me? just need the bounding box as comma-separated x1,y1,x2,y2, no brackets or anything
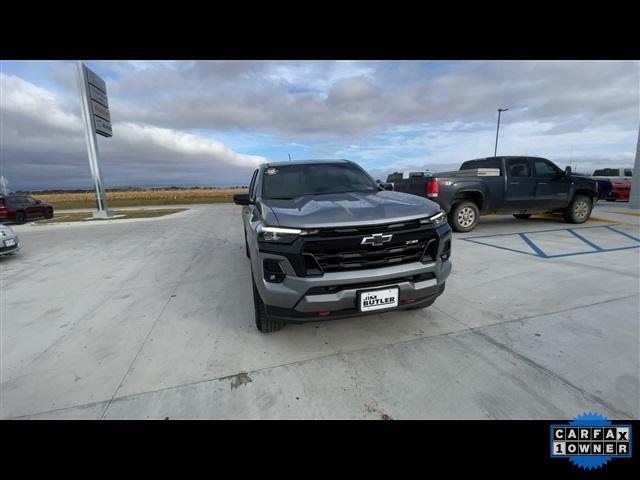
550,412,632,470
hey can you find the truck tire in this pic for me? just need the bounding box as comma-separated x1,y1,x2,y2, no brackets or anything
449,201,479,232
513,214,532,219
252,274,285,333
563,194,592,224
244,230,250,258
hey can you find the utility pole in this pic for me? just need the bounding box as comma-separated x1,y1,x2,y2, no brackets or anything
628,122,640,208
288,153,292,162
494,108,509,157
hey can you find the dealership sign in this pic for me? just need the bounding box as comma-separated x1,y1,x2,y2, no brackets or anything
76,62,113,218
80,64,112,138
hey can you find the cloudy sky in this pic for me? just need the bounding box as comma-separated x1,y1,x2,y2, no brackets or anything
1,60,638,191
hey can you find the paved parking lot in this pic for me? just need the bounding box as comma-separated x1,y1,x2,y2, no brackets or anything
1,204,639,419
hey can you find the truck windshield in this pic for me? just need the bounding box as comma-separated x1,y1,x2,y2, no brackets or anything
262,163,378,199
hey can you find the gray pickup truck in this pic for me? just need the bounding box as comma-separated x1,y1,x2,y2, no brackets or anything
389,156,599,232
233,159,452,333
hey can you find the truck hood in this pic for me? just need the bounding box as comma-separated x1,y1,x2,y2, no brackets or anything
263,191,441,229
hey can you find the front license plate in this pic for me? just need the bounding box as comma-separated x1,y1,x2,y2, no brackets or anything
359,287,399,312
4,239,16,247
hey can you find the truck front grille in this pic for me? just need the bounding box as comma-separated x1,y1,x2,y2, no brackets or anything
302,224,438,274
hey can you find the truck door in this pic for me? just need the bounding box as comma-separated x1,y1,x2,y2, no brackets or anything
20,196,38,219
532,158,570,209
505,158,536,209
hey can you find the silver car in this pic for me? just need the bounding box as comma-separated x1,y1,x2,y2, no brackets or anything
0,224,20,256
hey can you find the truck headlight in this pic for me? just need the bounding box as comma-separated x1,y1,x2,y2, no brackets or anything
257,225,320,243
426,211,447,227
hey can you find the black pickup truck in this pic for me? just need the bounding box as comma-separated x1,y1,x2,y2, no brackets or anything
389,156,599,232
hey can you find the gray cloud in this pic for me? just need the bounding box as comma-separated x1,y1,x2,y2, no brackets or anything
1,72,266,190
100,60,639,140
1,60,638,190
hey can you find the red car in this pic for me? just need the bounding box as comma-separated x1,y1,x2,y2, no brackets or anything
0,195,54,224
606,180,631,202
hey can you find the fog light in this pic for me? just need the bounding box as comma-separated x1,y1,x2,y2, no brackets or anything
263,259,286,283
441,239,451,261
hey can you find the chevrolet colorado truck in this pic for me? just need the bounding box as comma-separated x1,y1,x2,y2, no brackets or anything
389,156,599,232
233,160,452,333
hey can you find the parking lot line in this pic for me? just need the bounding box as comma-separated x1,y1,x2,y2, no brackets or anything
462,224,640,259
518,233,548,257
606,225,640,242
566,229,603,252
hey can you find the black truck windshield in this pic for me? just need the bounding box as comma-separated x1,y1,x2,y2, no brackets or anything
262,163,377,199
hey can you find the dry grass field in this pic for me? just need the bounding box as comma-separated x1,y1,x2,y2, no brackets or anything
33,188,247,210
36,208,188,223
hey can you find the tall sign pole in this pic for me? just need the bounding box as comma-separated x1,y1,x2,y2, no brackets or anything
77,61,113,218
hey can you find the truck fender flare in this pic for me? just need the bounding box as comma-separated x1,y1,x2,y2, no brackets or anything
451,187,486,210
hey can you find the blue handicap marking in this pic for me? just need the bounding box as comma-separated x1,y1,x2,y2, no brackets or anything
462,224,640,258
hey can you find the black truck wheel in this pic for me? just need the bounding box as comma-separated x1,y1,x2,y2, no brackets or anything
563,195,592,224
513,214,532,219
244,230,250,258
252,274,285,333
449,201,479,232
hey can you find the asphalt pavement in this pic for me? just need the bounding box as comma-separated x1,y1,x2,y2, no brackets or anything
1,203,638,419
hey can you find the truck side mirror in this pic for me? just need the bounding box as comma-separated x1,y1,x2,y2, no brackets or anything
233,193,252,205
564,166,572,176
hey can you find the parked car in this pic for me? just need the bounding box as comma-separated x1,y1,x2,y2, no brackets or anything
0,224,20,256
390,156,599,232
607,180,631,202
592,168,633,182
234,159,452,333
0,195,54,224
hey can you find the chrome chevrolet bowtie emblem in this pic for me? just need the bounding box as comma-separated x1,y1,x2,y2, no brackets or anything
361,233,393,246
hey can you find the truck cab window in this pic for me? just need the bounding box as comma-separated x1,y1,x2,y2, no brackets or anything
534,159,559,178
507,159,531,177
593,168,618,176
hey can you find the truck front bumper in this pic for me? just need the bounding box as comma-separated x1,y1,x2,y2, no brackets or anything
265,277,447,323
253,254,452,324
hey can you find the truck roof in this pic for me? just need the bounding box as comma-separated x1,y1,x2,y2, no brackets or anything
466,156,545,161
264,159,351,168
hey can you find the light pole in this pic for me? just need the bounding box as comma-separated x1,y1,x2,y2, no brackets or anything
494,108,509,157
628,122,640,208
